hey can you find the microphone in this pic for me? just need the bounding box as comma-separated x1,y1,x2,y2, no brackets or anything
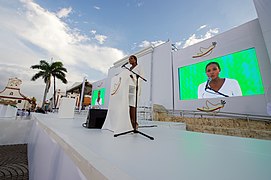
205,77,212,90
121,62,129,68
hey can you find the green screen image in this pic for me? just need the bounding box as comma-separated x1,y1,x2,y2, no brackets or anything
91,88,106,106
178,48,264,100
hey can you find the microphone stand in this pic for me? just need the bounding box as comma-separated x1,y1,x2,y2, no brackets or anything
114,65,154,140
206,86,229,97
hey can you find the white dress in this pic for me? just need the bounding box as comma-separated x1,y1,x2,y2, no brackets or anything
128,65,143,107
198,78,242,99
92,98,103,109
95,98,102,106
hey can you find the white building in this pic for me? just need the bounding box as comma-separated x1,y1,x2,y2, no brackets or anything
48,88,66,111
0,77,32,110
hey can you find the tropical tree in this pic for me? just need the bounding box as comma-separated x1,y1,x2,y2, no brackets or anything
30,60,68,109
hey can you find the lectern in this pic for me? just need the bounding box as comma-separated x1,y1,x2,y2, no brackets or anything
102,68,154,140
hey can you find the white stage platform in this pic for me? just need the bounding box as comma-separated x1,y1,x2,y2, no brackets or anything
1,113,271,180
24,113,271,180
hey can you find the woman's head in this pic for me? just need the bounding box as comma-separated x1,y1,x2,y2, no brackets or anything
129,55,137,65
205,62,221,79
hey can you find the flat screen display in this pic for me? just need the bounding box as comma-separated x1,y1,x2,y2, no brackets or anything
91,88,106,106
178,48,264,100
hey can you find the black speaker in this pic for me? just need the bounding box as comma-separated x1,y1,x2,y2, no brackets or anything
83,109,108,128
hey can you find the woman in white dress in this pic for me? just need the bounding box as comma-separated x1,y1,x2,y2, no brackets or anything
128,55,143,130
94,90,102,108
198,62,242,99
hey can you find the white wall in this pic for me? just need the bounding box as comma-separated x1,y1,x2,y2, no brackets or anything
102,46,154,109
173,19,271,116
100,42,173,110
104,51,153,109
151,42,173,109
254,0,271,63
135,53,152,107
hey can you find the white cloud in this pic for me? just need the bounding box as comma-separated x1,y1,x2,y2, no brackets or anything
90,30,107,44
56,7,72,18
182,28,219,48
94,34,107,44
174,41,182,50
138,41,151,48
197,24,207,31
137,2,144,7
138,40,165,48
209,28,219,34
90,30,96,34
0,0,125,102
94,6,100,10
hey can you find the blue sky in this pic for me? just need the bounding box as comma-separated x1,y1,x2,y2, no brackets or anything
0,0,257,104
34,0,257,52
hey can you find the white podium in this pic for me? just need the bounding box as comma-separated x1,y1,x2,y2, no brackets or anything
102,69,133,134
58,98,76,118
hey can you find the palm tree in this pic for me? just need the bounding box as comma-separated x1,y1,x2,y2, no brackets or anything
30,60,68,109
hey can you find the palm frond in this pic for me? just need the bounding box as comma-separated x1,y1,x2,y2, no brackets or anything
30,59,68,108
31,71,44,81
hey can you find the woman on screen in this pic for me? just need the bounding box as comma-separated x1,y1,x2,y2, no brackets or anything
198,62,242,99
95,90,102,107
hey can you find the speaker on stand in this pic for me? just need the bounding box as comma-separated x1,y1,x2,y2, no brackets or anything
82,109,108,128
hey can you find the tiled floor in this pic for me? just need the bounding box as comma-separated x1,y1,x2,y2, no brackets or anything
0,144,28,180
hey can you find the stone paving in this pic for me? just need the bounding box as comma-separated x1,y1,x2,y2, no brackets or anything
0,144,28,180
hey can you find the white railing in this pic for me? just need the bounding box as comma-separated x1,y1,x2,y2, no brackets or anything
137,106,152,121
167,109,271,122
